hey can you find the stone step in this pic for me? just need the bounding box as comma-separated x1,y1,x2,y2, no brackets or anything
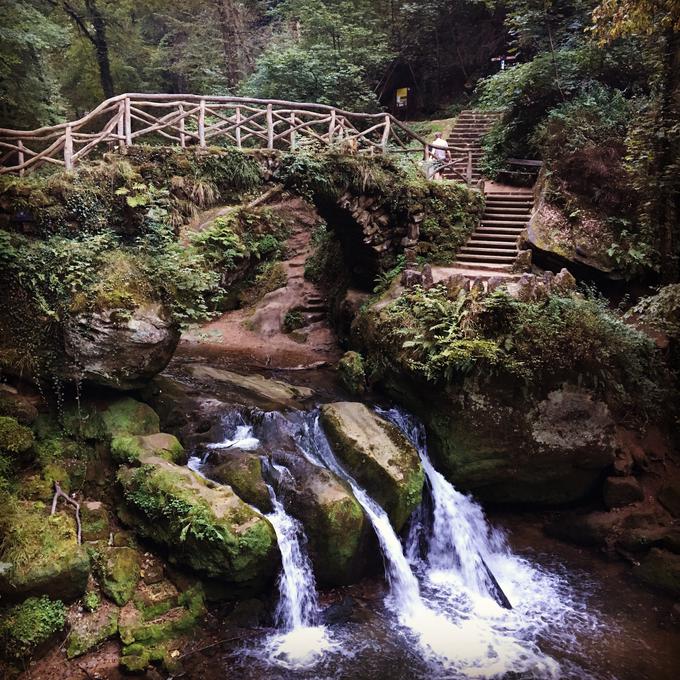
456,253,516,263
485,195,533,202
469,232,518,242
484,206,531,215
459,246,517,256
476,227,525,235
454,261,513,272
482,219,529,227
304,312,326,323
468,239,519,248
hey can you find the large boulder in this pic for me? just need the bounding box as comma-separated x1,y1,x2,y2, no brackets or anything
62,303,180,390
392,378,617,505
320,402,424,530
202,449,273,513
633,548,680,596
272,450,371,585
0,502,90,601
116,455,278,588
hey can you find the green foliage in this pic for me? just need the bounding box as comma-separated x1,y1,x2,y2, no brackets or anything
360,284,668,419
0,596,66,661
283,310,305,333
83,591,101,613
0,416,34,454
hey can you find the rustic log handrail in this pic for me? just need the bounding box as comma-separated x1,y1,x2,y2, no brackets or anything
0,93,475,182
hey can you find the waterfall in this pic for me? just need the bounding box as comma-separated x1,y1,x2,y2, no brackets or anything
379,407,511,608
261,462,335,669
265,464,320,630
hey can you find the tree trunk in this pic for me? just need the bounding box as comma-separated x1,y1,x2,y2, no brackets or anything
84,0,114,99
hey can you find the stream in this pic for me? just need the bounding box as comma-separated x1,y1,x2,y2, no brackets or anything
184,405,674,680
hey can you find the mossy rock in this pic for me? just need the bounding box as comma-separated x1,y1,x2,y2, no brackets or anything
95,546,141,606
66,600,119,658
111,432,184,465
320,402,423,531
0,415,34,454
0,502,90,601
337,351,367,396
117,456,279,586
273,452,370,586
102,398,161,438
81,501,110,541
633,548,680,596
0,595,66,661
0,392,38,425
203,450,272,512
118,583,205,673
133,579,179,620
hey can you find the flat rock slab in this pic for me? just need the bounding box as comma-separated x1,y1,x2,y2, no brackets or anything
186,365,313,410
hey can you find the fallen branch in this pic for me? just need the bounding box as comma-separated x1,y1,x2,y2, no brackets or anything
51,481,82,544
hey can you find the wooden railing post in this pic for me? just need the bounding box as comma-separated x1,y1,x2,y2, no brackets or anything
266,103,274,150
117,102,126,151
290,112,296,149
198,99,206,148
179,104,186,148
381,114,391,153
235,106,242,149
18,140,25,177
124,97,132,146
328,109,336,146
467,150,472,183
64,125,73,171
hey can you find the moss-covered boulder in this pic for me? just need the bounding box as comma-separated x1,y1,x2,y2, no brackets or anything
320,402,423,530
95,546,142,606
337,351,367,396
203,450,272,512
0,595,66,661
0,502,90,601
633,548,680,596
0,415,34,454
81,501,110,541
101,398,161,437
112,432,184,465
273,451,371,585
118,583,205,673
66,600,119,658
117,456,278,587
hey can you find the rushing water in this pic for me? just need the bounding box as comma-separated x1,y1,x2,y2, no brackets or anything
189,406,608,678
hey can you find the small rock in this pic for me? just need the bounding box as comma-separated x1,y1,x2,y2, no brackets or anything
401,269,422,288
542,270,555,286
552,268,577,294
487,276,506,293
445,273,466,298
226,598,266,627
67,601,119,659
468,277,485,295
141,554,164,585
603,476,644,509
97,547,141,606
514,273,536,302
533,280,550,302
322,596,356,625
512,249,532,273
81,501,110,542
421,264,434,289
612,451,634,476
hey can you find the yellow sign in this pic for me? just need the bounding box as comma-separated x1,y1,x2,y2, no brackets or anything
396,87,408,98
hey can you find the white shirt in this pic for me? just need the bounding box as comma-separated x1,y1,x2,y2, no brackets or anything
430,138,449,161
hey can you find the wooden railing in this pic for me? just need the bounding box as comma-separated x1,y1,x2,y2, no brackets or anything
0,93,476,183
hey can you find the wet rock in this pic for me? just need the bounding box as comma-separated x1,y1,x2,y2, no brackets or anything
132,579,179,620
63,303,180,390
96,547,141,606
117,456,278,587
66,601,119,658
0,390,38,424
552,268,577,294
272,451,370,586
101,397,160,438
322,596,356,625
185,365,313,411
603,476,644,509
226,598,266,627
546,511,623,547
320,402,424,531
0,502,90,601
658,482,680,518
202,450,272,513
337,351,367,396
633,548,680,597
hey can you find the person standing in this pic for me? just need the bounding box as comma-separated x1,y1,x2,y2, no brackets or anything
428,132,450,180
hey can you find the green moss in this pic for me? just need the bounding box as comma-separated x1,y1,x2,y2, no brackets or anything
116,459,278,584
95,547,141,606
0,596,66,661
324,497,365,571
111,433,184,465
0,501,90,600
102,398,160,438
83,591,101,612
0,416,34,454
338,351,367,396
66,603,118,659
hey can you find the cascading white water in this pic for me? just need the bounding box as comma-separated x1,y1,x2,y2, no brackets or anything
261,463,334,669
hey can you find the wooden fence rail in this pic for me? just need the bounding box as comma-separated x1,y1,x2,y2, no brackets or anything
0,94,476,184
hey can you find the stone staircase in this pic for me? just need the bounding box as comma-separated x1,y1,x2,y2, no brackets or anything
455,191,534,272
441,110,502,183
